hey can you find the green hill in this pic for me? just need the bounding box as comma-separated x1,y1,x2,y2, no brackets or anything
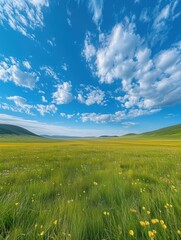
142,124,181,138
0,124,37,136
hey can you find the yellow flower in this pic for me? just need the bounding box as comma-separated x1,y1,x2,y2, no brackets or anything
151,219,159,224
53,220,58,225
148,230,156,239
15,202,19,206
160,220,164,225
130,208,137,213
140,221,146,227
93,181,98,186
162,224,167,230
177,230,181,235
147,211,151,215
39,231,44,236
103,211,110,216
40,225,43,229
145,221,150,226
129,230,134,236
142,206,146,210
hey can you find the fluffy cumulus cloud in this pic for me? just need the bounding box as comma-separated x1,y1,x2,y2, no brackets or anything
77,85,105,106
52,82,73,105
0,0,49,38
0,56,38,89
83,20,181,115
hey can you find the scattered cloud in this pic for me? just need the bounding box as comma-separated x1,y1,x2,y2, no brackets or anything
6,96,33,114
83,32,96,63
36,104,57,116
47,37,56,47
41,96,48,103
22,60,32,70
61,63,68,71
76,0,103,26
40,66,59,80
60,113,75,119
80,109,160,123
88,0,104,26
52,82,73,105
77,85,105,106
83,20,181,116
0,56,38,89
0,0,49,38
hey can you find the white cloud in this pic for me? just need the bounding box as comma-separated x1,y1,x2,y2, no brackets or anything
41,96,48,103
83,20,181,115
6,96,33,114
83,32,96,63
76,0,103,26
23,60,32,70
52,82,73,105
47,37,56,47
80,109,160,123
60,113,75,119
88,0,103,26
151,1,180,45
77,86,105,106
0,0,49,38
36,104,57,116
40,66,59,80
61,63,68,71
0,56,38,89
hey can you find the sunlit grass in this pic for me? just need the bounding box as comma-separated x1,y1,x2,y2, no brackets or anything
0,138,180,239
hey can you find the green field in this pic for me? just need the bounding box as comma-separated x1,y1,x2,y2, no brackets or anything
0,137,181,240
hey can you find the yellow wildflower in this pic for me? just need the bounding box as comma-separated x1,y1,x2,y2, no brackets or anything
147,211,151,215
93,181,98,186
103,211,110,216
162,224,167,230
177,230,181,235
129,230,134,236
53,220,58,225
142,206,146,210
151,219,159,224
148,230,156,239
130,208,137,213
39,231,44,236
15,202,19,206
160,220,164,225
140,221,146,227
145,221,150,226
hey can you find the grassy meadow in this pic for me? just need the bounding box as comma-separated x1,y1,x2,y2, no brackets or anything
0,137,181,240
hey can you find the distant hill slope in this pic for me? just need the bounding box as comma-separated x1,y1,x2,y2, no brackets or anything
0,124,37,136
122,124,181,139
142,124,181,137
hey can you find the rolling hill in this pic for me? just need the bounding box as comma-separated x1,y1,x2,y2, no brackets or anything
141,124,181,138
0,124,37,136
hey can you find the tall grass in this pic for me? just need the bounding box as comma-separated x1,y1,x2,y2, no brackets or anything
0,138,180,239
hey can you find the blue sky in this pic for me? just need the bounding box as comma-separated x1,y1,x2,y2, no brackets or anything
0,0,181,136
